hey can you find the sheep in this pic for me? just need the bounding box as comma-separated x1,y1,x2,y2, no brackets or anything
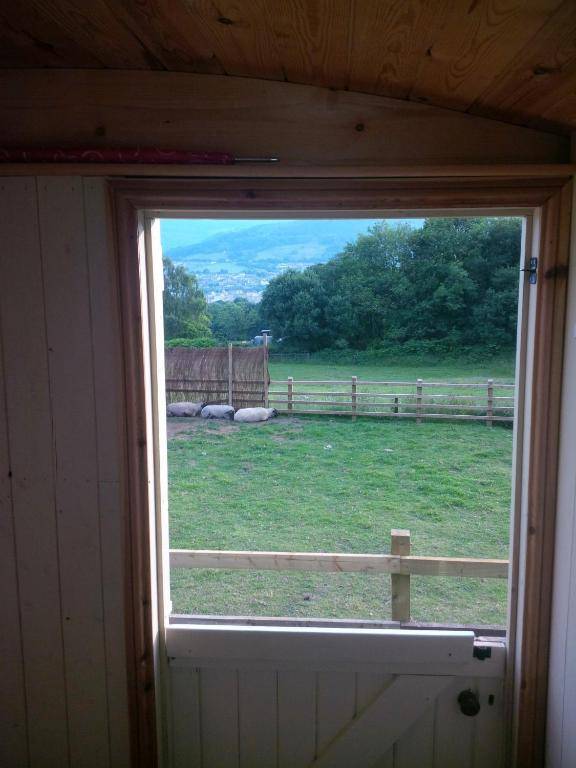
234,407,278,423
201,404,235,420
167,401,205,417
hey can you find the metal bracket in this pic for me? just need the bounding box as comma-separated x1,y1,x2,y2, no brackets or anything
521,256,538,284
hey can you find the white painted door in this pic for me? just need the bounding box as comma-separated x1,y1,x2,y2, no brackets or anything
166,625,505,768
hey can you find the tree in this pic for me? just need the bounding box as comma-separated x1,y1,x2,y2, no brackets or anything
259,268,331,350
208,298,261,343
162,256,212,340
259,217,522,353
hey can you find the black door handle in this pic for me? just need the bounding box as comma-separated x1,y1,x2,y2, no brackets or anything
458,689,481,717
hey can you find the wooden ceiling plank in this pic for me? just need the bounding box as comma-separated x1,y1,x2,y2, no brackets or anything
409,0,564,112
540,93,576,135
471,0,576,133
0,5,104,68
1,0,164,70
0,70,567,165
266,0,352,89
348,0,453,99
0,28,66,69
178,0,285,80
102,0,225,74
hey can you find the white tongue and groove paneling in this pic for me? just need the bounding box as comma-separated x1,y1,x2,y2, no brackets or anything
0,181,33,767
0,178,70,767
37,176,109,768
0,177,130,767
168,627,506,768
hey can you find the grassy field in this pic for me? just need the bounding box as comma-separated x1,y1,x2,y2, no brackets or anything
169,402,513,624
268,356,516,383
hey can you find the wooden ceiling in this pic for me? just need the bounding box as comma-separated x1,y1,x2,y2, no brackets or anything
2,0,576,136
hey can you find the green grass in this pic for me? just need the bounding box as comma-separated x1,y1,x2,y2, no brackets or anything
269,357,515,383
169,414,512,626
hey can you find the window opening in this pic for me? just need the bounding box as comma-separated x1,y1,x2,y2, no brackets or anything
157,215,524,634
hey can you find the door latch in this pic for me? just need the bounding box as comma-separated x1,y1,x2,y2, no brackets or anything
521,257,538,284
458,689,481,717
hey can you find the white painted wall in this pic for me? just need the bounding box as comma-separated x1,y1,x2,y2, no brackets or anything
0,177,130,768
547,181,576,767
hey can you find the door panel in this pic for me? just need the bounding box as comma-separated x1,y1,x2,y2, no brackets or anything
168,626,505,767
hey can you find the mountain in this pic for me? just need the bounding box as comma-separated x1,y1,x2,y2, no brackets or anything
160,218,285,252
162,218,421,302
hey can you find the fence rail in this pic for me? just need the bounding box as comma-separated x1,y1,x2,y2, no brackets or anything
268,377,514,425
170,529,508,623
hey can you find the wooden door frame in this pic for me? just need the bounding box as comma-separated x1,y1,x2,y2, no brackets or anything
110,173,572,768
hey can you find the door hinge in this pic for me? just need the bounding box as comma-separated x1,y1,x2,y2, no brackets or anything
521,257,538,284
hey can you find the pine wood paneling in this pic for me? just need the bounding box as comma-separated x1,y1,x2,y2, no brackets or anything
184,0,285,80
103,0,225,74
471,0,576,133
0,70,568,165
268,0,352,89
349,0,453,99
2,1,576,131
409,0,563,111
0,1,154,69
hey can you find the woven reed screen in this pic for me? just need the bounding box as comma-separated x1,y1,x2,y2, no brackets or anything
165,347,268,409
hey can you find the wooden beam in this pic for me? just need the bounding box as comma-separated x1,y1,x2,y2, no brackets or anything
166,624,474,668
0,70,568,165
169,549,509,578
0,163,574,179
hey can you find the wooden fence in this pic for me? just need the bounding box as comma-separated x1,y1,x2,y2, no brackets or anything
267,377,515,425
170,529,508,623
165,342,269,410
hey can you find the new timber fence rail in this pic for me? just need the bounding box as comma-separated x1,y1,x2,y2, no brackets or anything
170,529,509,622
267,377,515,425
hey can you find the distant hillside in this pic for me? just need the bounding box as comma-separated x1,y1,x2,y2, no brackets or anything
163,218,421,301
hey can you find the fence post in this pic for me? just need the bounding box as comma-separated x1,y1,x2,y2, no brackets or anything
487,378,494,428
416,379,423,424
262,331,270,407
288,376,293,413
352,376,358,421
391,529,411,622
228,343,233,406
393,396,399,414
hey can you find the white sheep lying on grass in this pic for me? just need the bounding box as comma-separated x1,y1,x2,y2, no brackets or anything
201,404,235,420
234,407,278,423
167,401,205,417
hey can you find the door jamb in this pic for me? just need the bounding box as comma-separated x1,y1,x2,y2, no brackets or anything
110,174,572,768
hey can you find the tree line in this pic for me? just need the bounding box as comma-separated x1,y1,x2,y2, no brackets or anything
164,217,522,354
